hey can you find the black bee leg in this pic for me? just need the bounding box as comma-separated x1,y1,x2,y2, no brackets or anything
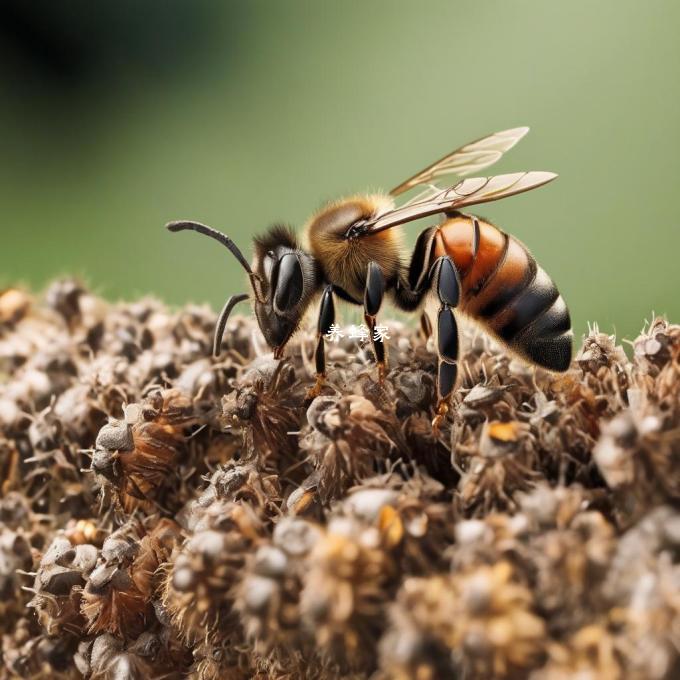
363,261,387,383
306,285,335,401
213,293,249,358
430,256,461,434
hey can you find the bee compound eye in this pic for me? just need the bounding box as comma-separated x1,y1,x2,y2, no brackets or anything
273,253,304,313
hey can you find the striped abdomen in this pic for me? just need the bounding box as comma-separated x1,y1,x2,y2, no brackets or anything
431,213,572,371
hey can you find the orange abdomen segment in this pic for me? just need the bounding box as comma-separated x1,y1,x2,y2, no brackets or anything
433,214,572,371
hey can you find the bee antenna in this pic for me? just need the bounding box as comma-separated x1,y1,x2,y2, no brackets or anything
214,293,249,357
166,220,253,273
166,220,266,303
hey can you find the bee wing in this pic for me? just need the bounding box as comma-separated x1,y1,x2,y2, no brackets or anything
365,171,557,234
390,126,530,197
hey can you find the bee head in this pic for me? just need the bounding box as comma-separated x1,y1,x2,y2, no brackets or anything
166,220,321,358
252,225,321,355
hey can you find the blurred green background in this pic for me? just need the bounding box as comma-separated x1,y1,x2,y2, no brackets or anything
1,0,678,342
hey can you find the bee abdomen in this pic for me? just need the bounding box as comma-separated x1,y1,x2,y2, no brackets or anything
491,267,572,371
433,215,572,372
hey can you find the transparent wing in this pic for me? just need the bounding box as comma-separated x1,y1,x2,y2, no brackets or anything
365,171,557,234
390,126,530,197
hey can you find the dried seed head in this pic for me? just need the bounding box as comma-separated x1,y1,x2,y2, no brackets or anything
1,281,679,679
238,545,298,647
191,464,281,526
236,517,324,658
0,491,33,529
633,317,679,375
393,368,435,416
63,519,103,546
603,505,680,605
176,357,219,400
457,420,538,516
343,474,455,574
28,536,98,636
528,509,615,636
189,638,256,680
464,381,514,411
301,394,402,502
92,389,197,513
533,624,623,680
600,508,680,680
45,278,86,326
163,502,264,647
73,632,175,680
3,616,78,679
80,519,181,639
517,483,589,531
0,288,31,326
594,399,680,524
53,383,107,446
221,357,303,465
0,526,33,631
576,326,628,376
381,562,546,679
298,513,397,670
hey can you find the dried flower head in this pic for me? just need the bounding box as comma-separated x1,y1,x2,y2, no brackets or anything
221,357,303,467
300,393,404,502
1,282,679,679
80,519,181,639
456,420,538,516
237,517,322,659
298,512,398,671
532,624,623,680
381,562,546,679
163,501,265,648
28,535,98,637
92,389,197,513
73,632,188,680
0,288,31,327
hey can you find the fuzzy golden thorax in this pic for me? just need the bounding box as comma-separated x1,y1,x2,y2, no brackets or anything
305,195,404,302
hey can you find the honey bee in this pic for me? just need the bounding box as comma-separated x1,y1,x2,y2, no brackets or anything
167,127,572,430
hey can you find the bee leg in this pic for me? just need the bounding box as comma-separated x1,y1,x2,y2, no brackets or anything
213,293,249,358
363,261,387,384
305,285,335,401
430,256,461,434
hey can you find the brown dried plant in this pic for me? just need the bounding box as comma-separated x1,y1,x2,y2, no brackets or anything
1,281,679,680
